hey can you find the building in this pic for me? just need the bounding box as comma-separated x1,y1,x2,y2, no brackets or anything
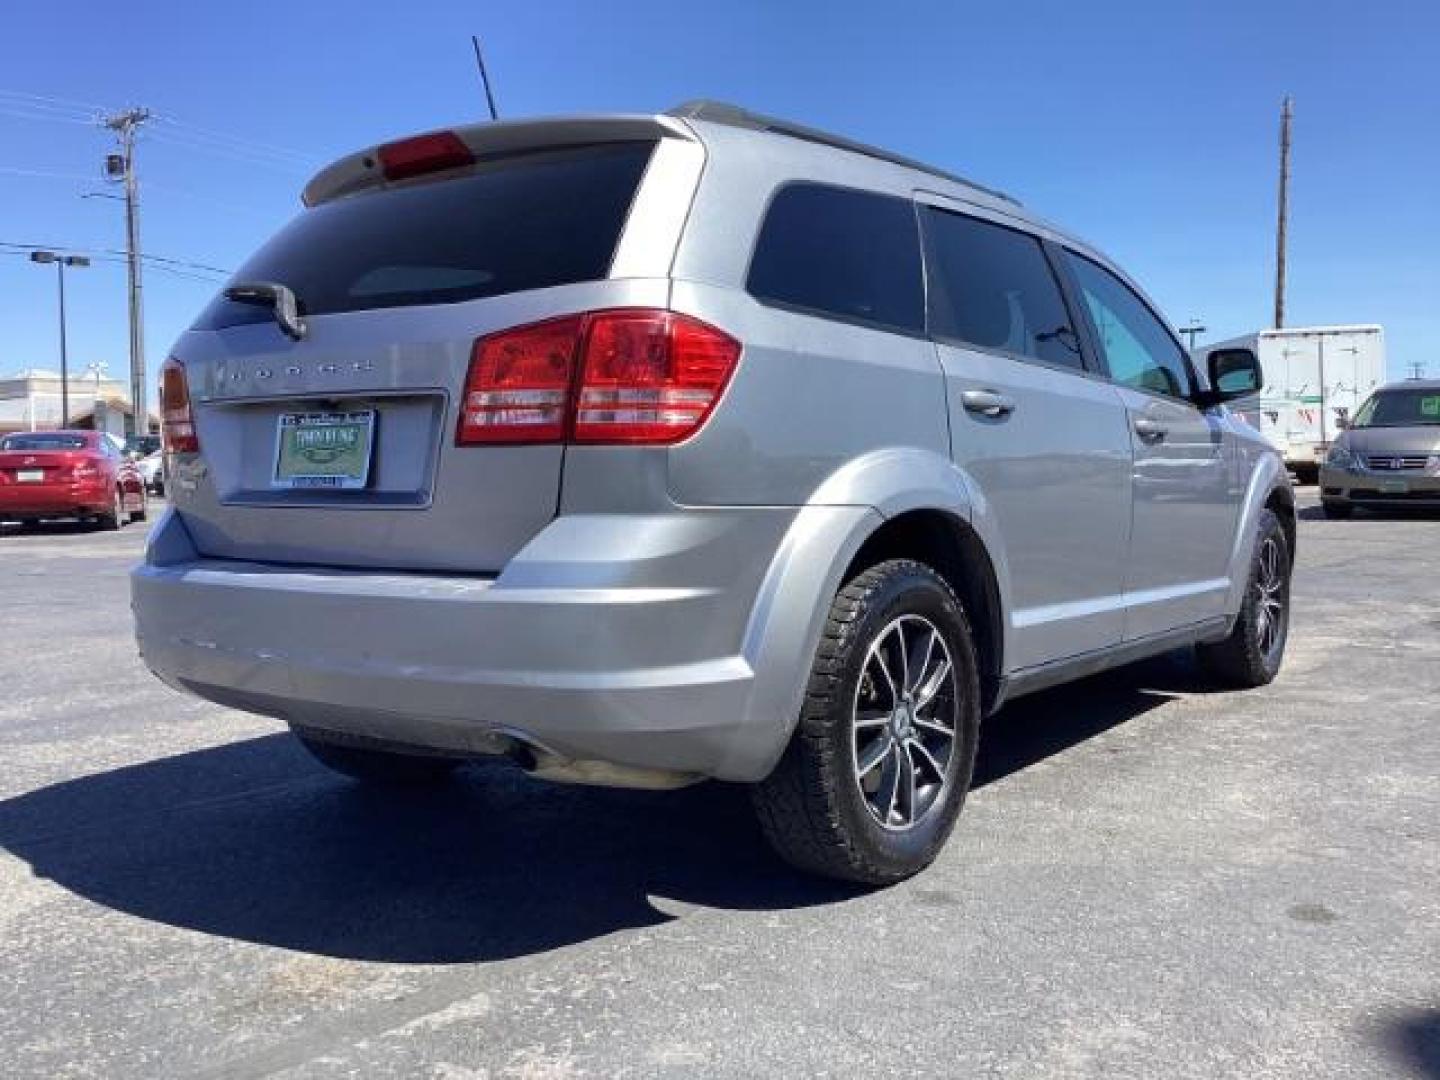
0,368,155,436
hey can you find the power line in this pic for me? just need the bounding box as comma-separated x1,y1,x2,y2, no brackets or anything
0,244,229,278
0,90,316,174
145,127,314,174
0,88,106,114
0,166,99,183
0,247,225,285
0,240,229,271
150,113,314,164
0,103,95,127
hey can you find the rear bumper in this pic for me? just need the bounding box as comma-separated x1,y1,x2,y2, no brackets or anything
1319,467,1440,508
0,483,110,518
131,505,858,782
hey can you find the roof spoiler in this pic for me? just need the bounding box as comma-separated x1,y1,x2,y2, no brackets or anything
301,114,695,207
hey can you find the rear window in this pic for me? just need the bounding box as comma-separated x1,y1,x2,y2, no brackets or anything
746,183,924,334
196,142,655,328
1,433,89,451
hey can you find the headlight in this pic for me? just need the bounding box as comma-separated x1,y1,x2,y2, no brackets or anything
1428,455,1440,475
1325,442,1360,469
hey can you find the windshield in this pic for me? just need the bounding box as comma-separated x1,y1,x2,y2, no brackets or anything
1351,388,1440,428
1,433,89,451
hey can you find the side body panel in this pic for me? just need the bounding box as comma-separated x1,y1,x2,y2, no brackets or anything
1114,387,1241,638
937,344,1132,668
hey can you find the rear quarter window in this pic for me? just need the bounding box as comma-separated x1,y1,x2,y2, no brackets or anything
195,142,655,327
746,183,924,335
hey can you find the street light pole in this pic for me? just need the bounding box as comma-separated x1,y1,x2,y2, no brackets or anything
57,257,69,426
29,251,91,428
1178,320,1207,352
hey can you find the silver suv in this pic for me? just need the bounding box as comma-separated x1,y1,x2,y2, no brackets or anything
132,102,1294,883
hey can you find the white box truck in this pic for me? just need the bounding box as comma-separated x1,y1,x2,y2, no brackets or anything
1197,325,1386,481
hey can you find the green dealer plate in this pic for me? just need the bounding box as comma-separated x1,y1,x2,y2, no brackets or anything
272,411,375,490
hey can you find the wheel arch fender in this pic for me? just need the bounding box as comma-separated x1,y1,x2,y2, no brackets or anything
715,447,1011,781
1224,453,1294,614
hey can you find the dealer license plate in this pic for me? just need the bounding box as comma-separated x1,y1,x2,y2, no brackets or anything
272,411,375,490
16,469,44,482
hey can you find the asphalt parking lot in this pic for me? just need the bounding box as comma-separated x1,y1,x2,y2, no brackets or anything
1,493,1436,1079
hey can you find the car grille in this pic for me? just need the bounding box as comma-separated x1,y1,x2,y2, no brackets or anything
1366,455,1430,472
1352,489,1440,501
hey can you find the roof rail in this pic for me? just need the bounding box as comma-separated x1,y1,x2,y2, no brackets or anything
665,100,1020,206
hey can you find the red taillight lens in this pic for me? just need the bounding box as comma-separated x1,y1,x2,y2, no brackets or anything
160,358,199,453
574,311,740,444
377,131,475,182
456,310,741,447
458,316,583,445
70,458,102,481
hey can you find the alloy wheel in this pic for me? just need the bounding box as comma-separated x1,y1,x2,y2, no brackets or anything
851,614,959,831
1254,535,1287,658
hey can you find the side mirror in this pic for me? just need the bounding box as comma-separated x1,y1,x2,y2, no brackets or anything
1197,348,1262,408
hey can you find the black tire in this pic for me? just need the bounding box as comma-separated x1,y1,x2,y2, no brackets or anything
1197,509,1292,688
1292,464,1319,486
752,559,982,885
293,729,461,786
96,486,124,531
1321,500,1353,520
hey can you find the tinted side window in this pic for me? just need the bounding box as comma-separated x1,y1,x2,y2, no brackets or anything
747,184,924,334
1063,252,1192,398
922,208,1083,371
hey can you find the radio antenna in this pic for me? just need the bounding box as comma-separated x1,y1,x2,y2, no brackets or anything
471,35,500,121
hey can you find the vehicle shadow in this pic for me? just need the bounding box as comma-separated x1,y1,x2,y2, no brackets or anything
0,518,101,536
1297,504,1440,522
1377,1008,1440,1079
0,654,1191,964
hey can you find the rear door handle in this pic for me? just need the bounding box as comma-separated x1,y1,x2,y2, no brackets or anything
1133,417,1168,442
961,389,1017,418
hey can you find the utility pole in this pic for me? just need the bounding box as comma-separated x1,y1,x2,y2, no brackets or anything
1410,361,1427,380
1178,320,1207,352
103,107,150,437
1273,95,1293,330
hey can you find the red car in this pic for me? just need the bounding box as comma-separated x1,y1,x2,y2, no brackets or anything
0,430,148,530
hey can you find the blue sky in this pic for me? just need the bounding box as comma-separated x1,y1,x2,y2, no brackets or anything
4,0,1437,411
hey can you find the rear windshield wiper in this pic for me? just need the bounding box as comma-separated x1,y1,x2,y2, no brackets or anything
224,281,307,341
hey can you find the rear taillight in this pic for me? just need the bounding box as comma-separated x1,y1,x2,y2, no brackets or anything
573,311,740,444
160,358,199,453
377,131,475,182
70,459,101,481
458,316,583,444
457,310,741,447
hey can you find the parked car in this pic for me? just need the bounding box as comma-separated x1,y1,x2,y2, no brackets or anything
1319,379,1440,516
136,449,166,496
123,433,162,459
0,429,148,529
131,102,1294,883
